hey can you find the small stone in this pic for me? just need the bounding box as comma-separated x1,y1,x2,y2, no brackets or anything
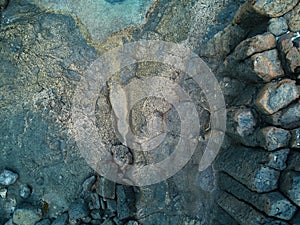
257,126,291,151
284,3,300,32
291,128,300,148
278,32,300,74
90,210,101,220
111,145,133,168
268,17,288,36
266,148,290,170
36,219,51,225
266,100,300,129
252,0,299,17
280,170,300,207
87,193,100,210
19,184,31,199
68,200,89,220
12,208,42,225
256,79,300,114
51,213,68,225
81,217,92,224
95,176,116,200
227,107,256,139
0,169,18,186
0,188,7,198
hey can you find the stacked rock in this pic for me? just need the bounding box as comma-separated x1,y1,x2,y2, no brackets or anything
212,0,300,224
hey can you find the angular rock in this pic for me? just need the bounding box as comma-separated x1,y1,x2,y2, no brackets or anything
265,100,300,129
225,49,284,83
264,148,290,170
212,206,239,225
87,193,100,210
111,145,133,168
217,191,289,225
219,173,297,220
204,24,247,59
116,185,136,220
232,32,276,61
291,128,300,148
102,219,115,225
252,0,299,17
284,3,300,32
278,32,300,74
90,210,101,220
215,146,281,192
36,219,51,225
68,200,89,220
80,175,96,198
95,176,116,200
268,17,289,36
256,126,291,151
256,79,300,114
0,169,18,186
12,208,42,225
51,213,69,225
0,188,7,198
227,107,256,140
287,150,300,171
280,170,300,207
19,184,31,199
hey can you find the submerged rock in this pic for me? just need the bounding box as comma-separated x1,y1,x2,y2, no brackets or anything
0,169,18,186
12,208,42,225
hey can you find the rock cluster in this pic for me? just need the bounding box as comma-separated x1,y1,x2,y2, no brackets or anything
213,0,300,224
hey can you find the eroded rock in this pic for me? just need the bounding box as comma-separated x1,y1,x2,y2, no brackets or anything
252,0,299,17
255,79,299,114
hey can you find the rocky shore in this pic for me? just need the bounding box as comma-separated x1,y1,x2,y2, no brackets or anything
0,0,299,225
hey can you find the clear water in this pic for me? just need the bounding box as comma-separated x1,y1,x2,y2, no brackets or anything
31,0,156,43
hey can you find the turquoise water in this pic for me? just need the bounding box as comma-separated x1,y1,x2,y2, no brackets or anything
31,0,156,43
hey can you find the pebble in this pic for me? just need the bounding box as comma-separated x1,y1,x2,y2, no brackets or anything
0,169,19,186
12,208,42,225
0,188,7,198
19,184,31,199
68,200,89,220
